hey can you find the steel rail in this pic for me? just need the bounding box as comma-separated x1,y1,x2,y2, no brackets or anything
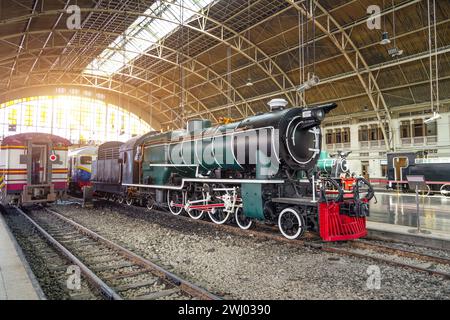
346,240,450,266
152,208,450,279
70,197,450,280
321,246,450,279
13,206,122,300
43,207,220,300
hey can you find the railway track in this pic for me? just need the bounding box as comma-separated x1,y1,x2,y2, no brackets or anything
66,195,319,244
63,196,450,280
323,240,450,279
3,205,101,300
13,205,220,300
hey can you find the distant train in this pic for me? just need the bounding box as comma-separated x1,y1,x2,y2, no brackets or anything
0,133,71,206
90,100,373,241
68,146,98,194
387,152,450,196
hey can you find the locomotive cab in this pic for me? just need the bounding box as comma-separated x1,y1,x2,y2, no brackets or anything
68,146,98,194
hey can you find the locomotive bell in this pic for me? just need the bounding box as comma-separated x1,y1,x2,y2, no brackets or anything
268,98,288,112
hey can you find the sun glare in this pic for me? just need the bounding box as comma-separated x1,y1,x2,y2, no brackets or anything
0,95,152,144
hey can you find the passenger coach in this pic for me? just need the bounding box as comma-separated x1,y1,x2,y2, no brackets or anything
0,132,71,206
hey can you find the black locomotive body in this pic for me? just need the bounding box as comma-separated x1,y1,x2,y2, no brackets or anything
387,152,450,196
91,101,373,241
91,141,124,196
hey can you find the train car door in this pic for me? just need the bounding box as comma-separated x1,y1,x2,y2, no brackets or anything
393,156,409,182
30,144,48,185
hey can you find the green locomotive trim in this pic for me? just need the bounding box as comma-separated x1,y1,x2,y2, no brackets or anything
241,183,264,220
141,126,281,185
317,151,336,174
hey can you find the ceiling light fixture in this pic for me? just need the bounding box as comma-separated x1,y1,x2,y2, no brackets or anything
380,31,391,45
424,112,441,124
297,74,320,92
388,47,403,57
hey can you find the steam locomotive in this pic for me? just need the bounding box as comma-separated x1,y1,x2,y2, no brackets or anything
91,99,373,241
387,152,450,196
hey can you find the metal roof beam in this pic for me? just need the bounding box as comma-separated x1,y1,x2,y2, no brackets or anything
0,3,303,106
286,0,394,151
159,46,450,124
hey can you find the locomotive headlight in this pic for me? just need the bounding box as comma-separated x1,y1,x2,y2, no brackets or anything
303,109,325,120
314,109,325,121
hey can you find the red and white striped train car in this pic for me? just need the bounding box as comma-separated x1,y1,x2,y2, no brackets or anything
0,133,71,206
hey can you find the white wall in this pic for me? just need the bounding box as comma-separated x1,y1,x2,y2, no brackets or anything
322,111,450,178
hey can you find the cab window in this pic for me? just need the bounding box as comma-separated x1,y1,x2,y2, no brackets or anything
80,156,92,165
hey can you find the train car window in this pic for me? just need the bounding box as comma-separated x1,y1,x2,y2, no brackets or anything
80,156,92,165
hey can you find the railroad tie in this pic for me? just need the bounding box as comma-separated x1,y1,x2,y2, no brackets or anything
89,262,136,272
134,288,180,300
103,269,152,281
113,279,159,292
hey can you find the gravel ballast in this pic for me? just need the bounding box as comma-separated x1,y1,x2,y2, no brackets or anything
4,209,100,300
51,202,450,300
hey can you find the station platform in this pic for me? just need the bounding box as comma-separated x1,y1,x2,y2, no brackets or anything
369,192,450,233
0,212,44,300
367,221,450,250
365,192,450,249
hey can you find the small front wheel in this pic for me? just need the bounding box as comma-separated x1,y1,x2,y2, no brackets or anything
278,207,305,240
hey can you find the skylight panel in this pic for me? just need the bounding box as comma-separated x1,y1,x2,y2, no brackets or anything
84,0,215,77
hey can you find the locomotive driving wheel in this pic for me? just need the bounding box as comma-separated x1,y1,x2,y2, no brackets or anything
208,207,230,224
185,188,206,220
167,190,184,215
207,184,231,224
235,207,253,230
278,207,305,240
